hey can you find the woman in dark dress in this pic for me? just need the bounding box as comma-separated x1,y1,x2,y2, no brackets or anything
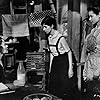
41,16,77,100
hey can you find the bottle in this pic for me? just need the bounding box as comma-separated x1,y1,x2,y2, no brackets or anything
17,61,26,83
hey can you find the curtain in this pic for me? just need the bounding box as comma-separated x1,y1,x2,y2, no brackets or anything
2,14,29,38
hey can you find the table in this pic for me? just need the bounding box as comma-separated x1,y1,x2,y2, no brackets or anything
0,84,62,100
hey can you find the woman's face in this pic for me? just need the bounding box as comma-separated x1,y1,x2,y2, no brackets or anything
42,24,52,34
88,11,99,25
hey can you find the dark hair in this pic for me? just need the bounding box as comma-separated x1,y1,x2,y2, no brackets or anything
41,16,57,29
87,6,100,15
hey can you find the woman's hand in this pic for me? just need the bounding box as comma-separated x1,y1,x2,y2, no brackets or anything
68,67,73,78
83,76,87,81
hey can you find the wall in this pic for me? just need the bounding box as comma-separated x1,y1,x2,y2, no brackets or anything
57,0,80,62
0,0,10,35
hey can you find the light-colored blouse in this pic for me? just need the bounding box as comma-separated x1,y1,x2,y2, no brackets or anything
48,31,70,56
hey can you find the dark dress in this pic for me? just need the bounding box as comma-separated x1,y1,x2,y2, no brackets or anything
48,36,77,100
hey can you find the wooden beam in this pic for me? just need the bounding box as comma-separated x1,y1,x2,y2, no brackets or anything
10,0,14,15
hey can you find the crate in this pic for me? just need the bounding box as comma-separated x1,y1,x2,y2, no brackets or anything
26,52,46,91
26,52,45,70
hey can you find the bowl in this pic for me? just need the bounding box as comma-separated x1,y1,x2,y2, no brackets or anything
23,93,52,100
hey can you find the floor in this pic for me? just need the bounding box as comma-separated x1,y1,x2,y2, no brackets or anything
2,65,98,100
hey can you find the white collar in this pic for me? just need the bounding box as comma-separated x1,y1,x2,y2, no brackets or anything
49,31,59,39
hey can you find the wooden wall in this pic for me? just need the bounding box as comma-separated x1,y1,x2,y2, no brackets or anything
57,0,80,62
68,0,80,62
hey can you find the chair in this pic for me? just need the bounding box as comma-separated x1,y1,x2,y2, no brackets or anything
10,0,27,14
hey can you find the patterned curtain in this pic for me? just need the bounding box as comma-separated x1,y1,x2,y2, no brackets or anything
29,10,53,27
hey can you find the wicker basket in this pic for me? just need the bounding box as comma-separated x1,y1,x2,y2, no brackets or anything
23,93,52,100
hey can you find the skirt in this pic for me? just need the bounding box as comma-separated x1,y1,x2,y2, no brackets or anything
49,52,77,99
